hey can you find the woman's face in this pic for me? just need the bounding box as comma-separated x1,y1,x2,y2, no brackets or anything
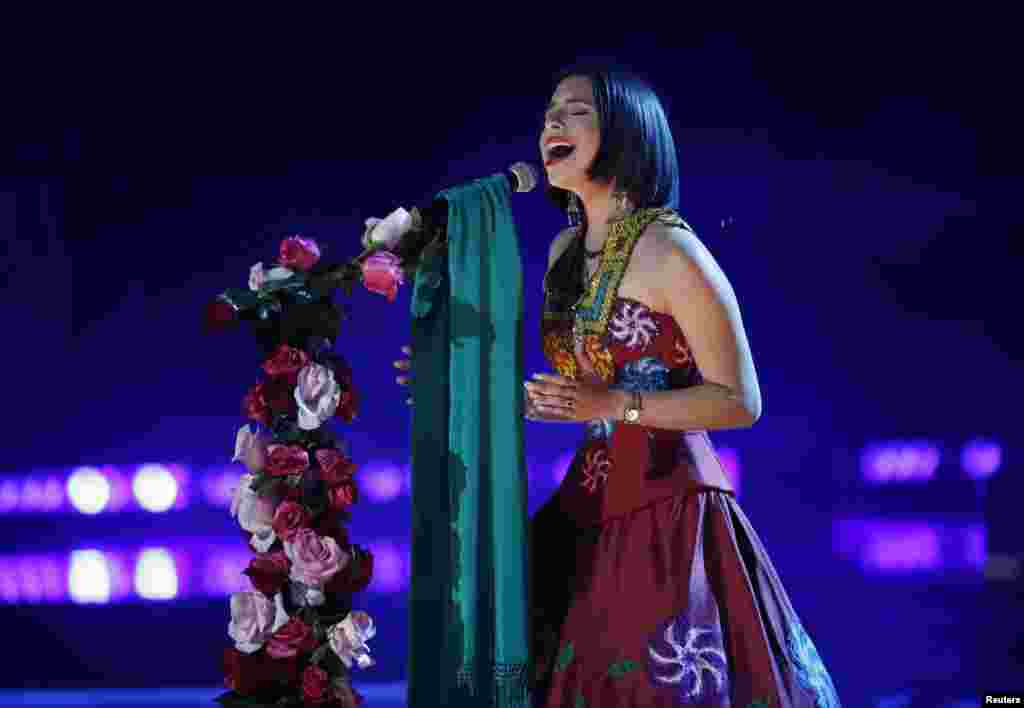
540,75,600,192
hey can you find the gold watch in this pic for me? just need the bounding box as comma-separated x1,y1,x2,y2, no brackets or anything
623,390,642,423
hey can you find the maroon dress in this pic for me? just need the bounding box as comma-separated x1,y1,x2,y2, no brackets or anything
528,208,841,708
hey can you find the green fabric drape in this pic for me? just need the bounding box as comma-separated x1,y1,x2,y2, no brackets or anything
407,173,531,707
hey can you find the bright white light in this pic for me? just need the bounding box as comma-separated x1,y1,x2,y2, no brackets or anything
134,548,178,600
133,465,178,513
362,464,403,503
67,467,111,515
69,550,111,604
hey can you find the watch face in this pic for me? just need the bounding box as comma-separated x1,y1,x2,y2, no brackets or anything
625,408,639,422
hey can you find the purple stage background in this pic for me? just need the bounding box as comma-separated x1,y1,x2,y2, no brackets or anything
1,23,1017,707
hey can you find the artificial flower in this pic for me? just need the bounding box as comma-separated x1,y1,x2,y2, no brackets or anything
249,262,295,291
262,344,310,384
227,590,280,654
243,550,291,596
272,501,311,543
264,444,310,477
362,207,413,250
328,611,376,670
295,363,342,430
278,235,321,271
284,528,349,587
230,473,278,552
361,251,404,302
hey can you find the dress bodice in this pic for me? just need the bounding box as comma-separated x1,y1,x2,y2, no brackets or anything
540,207,734,525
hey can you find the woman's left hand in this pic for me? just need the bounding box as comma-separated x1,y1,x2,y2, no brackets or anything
524,373,622,422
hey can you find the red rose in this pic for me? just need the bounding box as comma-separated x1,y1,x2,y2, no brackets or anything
279,235,321,271
324,544,373,595
301,664,330,705
265,444,310,477
283,482,304,501
361,251,404,302
223,646,298,695
316,449,357,487
266,616,318,659
205,301,238,334
335,385,359,423
328,481,358,512
242,384,272,426
272,501,311,542
262,376,296,414
314,512,350,549
243,550,291,596
262,345,310,385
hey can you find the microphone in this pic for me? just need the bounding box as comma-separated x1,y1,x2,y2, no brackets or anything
417,162,538,235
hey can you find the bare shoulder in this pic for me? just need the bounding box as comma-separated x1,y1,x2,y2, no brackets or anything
642,220,727,291
547,225,579,269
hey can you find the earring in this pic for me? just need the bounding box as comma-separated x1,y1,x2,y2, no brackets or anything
567,192,582,227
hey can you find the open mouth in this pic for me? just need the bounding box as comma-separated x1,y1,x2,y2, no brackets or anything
545,143,576,165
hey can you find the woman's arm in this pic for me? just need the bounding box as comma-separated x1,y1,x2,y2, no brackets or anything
613,223,762,432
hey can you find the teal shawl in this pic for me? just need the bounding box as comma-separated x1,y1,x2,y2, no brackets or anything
407,173,531,707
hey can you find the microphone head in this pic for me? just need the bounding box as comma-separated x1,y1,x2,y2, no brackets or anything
508,162,538,193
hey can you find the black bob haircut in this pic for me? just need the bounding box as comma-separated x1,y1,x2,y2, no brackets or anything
544,63,680,217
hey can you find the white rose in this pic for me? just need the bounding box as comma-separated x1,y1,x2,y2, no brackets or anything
294,363,342,431
328,611,376,669
229,473,278,552
228,591,276,654
361,207,413,250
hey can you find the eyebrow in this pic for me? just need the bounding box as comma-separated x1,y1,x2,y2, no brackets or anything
546,98,591,110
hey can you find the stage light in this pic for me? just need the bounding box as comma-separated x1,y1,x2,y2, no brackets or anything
366,542,409,594
361,462,404,503
861,522,941,572
961,438,1002,480
0,478,18,513
69,550,113,604
133,464,179,513
134,548,179,600
67,467,112,515
202,466,242,508
861,441,941,484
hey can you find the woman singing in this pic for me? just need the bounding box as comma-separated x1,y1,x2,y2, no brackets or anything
396,65,841,708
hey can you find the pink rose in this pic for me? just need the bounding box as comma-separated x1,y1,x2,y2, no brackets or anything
294,363,341,431
243,550,291,596
262,345,310,385
361,251,404,302
272,501,311,543
328,611,376,670
265,444,310,477
227,590,285,654
284,528,349,587
230,473,278,552
279,235,321,271
266,615,318,659
316,448,357,487
302,664,331,705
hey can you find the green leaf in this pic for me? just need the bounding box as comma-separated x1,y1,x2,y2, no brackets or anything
607,659,638,679
220,289,260,311
310,643,330,666
554,640,574,672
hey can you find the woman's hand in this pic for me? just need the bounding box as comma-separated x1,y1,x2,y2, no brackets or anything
394,345,413,406
524,373,624,423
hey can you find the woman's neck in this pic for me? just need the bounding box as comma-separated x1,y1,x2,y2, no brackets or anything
578,184,632,249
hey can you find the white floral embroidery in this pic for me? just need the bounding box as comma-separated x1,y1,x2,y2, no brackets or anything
648,618,728,702
608,300,660,350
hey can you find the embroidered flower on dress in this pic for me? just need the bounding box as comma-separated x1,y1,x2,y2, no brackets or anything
646,614,729,704
608,299,660,350
617,357,672,392
582,335,616,383
787,621,841,708
580,444,611,494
